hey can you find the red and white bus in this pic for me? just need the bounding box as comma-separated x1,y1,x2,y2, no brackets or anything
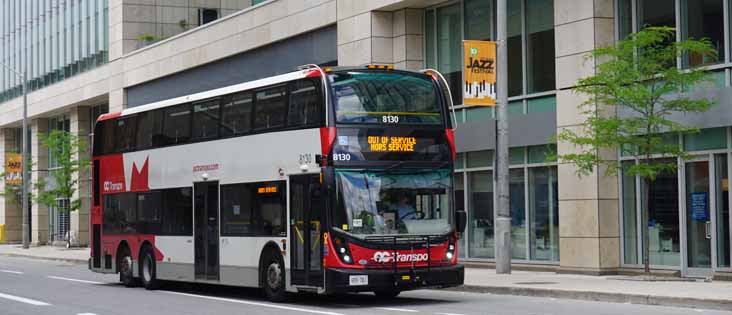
89,64,466,301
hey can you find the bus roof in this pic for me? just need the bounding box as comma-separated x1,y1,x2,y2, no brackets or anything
97,67,320,122
96,66,431,122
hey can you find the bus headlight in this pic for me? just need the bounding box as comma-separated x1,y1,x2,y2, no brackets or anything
334,236,354,265
445,240,456,261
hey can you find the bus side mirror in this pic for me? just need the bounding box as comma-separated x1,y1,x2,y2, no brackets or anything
456,210,467,233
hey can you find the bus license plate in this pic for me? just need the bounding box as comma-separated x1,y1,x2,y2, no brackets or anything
349,275,368,286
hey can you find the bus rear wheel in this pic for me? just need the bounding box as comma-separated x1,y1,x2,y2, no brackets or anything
374,290,401,299
140,247,160,290
119,250,138,287
261,251,287,302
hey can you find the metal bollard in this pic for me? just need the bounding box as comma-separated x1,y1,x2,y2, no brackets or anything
0,224,4,243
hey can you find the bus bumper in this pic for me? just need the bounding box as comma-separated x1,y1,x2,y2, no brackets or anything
325,264,464,293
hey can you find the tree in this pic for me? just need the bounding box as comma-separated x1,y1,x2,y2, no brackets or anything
36,130,90,221
556,27,717,274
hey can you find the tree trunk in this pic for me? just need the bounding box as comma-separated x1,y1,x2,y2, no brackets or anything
642,176,651,274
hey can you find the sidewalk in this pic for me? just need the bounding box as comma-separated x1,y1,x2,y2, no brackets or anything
1,244,731,311
459,268,732,311
0,244,88,264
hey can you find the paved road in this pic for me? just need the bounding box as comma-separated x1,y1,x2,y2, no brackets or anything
0,256,729,315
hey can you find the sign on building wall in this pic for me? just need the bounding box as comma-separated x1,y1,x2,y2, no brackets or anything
5,153,22,185
463,40,497,106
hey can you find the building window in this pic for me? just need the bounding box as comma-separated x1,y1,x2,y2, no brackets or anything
425,0,556,106
510,168,527,259
456,148,558,262
681,0,724,67
199,8,219,25
435,3,463,106
525,0,555,94
469,171,494,258
622,161,639,265
528,166,558,261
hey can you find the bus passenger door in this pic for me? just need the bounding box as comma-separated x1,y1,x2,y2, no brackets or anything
290,174,323,287
194,181,220,280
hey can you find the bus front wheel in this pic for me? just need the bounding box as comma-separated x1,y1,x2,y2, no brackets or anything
140,246,160,290
261,251,286,302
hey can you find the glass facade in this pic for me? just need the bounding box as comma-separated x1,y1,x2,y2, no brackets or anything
0,0,110,104
456,145,559,262
425,0,556,112
425,2,558,262
620,128,732,275
618,2,732,274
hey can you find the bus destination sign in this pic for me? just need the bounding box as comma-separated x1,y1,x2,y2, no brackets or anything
367,136,416,152
332,128,450,162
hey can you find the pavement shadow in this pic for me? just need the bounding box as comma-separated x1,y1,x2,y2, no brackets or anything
154,280,459,310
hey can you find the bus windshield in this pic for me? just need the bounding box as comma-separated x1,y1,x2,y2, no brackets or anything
334,169,452,237
330,71,443,124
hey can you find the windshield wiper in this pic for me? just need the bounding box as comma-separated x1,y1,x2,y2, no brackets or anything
383,161,405,172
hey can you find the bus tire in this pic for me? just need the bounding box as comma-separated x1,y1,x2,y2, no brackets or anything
118,246,138,287
261,250,287,302
374,290,400,299
139,246,160,290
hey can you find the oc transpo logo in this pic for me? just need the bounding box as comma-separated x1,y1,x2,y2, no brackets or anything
372,251,429,263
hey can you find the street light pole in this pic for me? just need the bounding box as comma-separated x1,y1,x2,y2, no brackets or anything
21,71,29,249
495,0,511,274
1,62,30,249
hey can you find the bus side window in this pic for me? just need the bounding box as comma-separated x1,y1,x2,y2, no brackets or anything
96,120,115,155
192,98,221,140
253,181,286,236
137,192,162,234
162,104,192,145
288,79,322,128
114,116,137,152
254,86,287,131
221,92,253,137
93,160,100,207
220,184,254,236
136,110,163,150
161,187,193,236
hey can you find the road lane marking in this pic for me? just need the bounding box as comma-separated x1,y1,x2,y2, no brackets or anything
0,269,24,274
374,307,419,312
162,291,348,315
77,313,100,315
47,276,104,284
436,313,468,315
0,292,51,306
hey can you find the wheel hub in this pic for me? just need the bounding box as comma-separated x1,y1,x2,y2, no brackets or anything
121,256,132,274
266,262,282,289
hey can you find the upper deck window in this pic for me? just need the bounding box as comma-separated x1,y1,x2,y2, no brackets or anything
331,71,443,125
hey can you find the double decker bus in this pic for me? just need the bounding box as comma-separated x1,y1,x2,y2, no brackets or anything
89,64,466,301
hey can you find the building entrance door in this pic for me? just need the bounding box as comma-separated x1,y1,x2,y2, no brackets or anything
684,159,713,278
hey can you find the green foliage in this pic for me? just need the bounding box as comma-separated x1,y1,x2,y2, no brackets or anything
137,33,164,43
556,26,717,182
35,130,90,213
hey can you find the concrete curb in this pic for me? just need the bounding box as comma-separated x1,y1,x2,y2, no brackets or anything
0,253,87,265
449,285,732,311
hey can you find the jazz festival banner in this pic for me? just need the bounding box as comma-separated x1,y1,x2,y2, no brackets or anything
463,40,497,106
5,153,22,185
